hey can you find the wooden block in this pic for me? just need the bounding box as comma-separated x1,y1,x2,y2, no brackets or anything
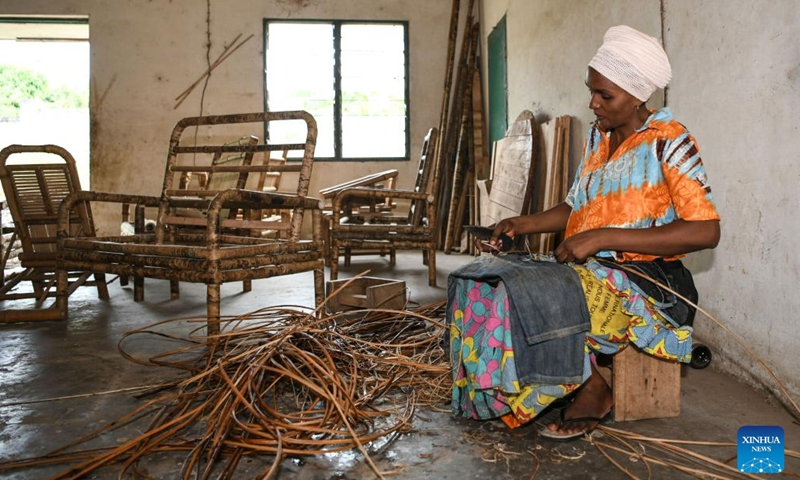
613,346,681,422
326,277,407,313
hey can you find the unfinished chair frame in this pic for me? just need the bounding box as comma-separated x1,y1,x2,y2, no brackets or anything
56,111,323,334
0,145,108,322
119,135,261,301
327,128,439,286
319,168,399,266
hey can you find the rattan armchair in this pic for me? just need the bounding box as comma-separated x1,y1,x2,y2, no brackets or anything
56,111,324,334
326,128,438,286
0,145,108,322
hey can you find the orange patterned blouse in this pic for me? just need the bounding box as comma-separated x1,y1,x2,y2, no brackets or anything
564,107,720,262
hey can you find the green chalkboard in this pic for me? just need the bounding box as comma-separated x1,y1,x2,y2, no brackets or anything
487,15,508,150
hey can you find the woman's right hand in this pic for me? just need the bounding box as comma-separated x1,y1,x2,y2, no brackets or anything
491,219,517,244
474,218,518,253
474,204,571,253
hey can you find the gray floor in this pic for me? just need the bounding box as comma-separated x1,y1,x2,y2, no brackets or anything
1,251,798,479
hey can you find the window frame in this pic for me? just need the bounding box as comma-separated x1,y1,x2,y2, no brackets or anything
263,18,411,162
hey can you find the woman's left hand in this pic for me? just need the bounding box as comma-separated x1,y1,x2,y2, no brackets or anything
553,230,604,263
553,220,721,263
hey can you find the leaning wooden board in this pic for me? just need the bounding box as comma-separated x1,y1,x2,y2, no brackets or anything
530,115,571,253
482,111,538,231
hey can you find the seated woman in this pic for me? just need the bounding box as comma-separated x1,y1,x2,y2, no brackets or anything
448,25,721,440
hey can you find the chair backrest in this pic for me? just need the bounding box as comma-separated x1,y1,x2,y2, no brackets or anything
409,127,438,226
195,136,259,221
156,111,316,241
204,135,259,192
0,145,95,265
254,150,288,194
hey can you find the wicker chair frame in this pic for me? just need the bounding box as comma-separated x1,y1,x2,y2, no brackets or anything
0,144,108,322
56,111,323,334
327,128,438,286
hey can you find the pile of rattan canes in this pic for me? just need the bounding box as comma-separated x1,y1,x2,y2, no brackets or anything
0,300,450,480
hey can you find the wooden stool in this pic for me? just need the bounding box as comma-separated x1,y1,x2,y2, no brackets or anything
613,346,681,421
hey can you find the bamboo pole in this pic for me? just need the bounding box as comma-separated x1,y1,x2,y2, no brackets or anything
429,0,461,214
173,34,254,109
471,51,490,181
436,0,475,248
444,22,479,252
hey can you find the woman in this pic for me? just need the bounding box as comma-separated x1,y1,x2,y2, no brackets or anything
448,25,720,440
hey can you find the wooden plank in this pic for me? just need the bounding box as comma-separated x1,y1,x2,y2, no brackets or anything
325,276,406,312
533,119,557,253
533,115,571,253
559,116,571,202
613,346,682,421
366,280,407,310
476,178,491,227
483,113,537,230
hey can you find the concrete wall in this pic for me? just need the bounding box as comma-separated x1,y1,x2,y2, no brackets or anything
0,0,452,230
479,0,800,403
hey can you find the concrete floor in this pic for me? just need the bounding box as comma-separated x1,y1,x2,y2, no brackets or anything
1,251,798,479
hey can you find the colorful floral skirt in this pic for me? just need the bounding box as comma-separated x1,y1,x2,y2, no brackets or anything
449,257,693,425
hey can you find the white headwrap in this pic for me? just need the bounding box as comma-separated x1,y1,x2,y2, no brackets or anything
588,25,672,102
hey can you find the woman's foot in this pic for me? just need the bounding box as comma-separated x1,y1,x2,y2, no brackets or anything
542,364,614,439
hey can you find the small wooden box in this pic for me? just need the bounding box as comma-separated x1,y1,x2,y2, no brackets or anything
613,346,681,422
325,277,407,313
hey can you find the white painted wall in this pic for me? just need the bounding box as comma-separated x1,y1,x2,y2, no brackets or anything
479,0,800,403
0,0,452,231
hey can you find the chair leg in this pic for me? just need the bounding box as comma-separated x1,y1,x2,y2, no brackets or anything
95,273,109,299
56,268,69,320
243,280,252,292
207,284,220,337
322,215,331,267
32,281,46,298
389,247,396,266
170,279,180,300
330,243,340,280
344,247,351,267
129,204,144,292
313,264,325,312
427,248,436,286
134,276,144,302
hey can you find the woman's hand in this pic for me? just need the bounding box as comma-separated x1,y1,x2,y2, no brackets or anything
474,219,518,253
553,219,721,263
554,229,604,263
475,204,573,254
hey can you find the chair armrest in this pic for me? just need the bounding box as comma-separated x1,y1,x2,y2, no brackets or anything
319,169,399,198
207,189,322,213
331,187,433,223
204,189,322,245
59,191,161,238
333,187,431,205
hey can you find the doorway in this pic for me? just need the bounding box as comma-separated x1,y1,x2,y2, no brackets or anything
0,17,89,274
0,17,90,188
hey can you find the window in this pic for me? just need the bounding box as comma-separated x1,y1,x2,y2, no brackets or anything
264,20,409,161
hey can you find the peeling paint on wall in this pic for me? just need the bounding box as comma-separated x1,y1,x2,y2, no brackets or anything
276,0,313,13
